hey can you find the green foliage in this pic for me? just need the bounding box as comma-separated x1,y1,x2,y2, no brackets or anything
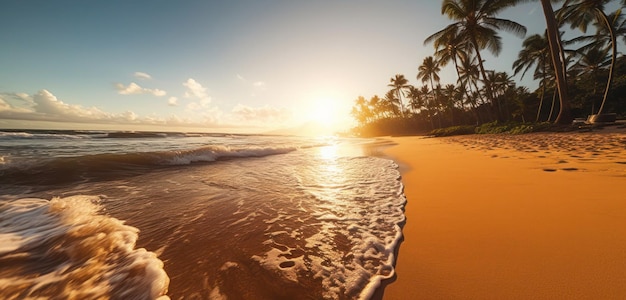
351,117,431,137
428,125,476,137
474,121,514,134
475,121,554,134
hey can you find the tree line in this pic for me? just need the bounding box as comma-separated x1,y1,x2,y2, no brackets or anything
351,0,626,137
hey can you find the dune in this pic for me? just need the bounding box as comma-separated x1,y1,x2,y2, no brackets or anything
380,130,626,299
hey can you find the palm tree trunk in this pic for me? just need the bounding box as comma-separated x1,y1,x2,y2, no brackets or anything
429,77,438,128
453,56,480,124
591,76,598,115
540,0,572,124
548,88,558,122
597,9,617,116
471,37,496,117
536,78,546,122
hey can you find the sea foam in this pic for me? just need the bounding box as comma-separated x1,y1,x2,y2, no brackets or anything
0,195,170,299
248,155,406,299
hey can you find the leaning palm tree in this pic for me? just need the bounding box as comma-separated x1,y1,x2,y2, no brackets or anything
429,28,470,89
387,74,411,118
513,33,551,122
425,0,527,110
538,0,572,124
429,28,478,114
558,0,618,117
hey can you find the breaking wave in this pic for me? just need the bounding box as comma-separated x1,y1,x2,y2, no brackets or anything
0,195,169,299
0,145,297,186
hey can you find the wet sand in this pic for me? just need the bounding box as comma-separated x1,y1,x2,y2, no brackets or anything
381,130,626,299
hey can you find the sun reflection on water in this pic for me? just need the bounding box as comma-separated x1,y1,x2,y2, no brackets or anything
319,144,339,161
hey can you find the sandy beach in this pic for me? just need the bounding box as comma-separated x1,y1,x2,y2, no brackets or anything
381,130,626,299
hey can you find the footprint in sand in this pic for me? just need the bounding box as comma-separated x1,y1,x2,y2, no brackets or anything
543,168,557,172
279,261,296,268
557,160,568,164
561,168,579,171
616,161,626,165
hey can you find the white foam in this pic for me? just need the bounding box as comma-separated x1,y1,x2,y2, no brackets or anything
0,196,170,299
163,145,298,165
251,154,406,299
251,247,306,283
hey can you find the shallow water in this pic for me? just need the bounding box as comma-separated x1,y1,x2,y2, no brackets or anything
0,130,405,299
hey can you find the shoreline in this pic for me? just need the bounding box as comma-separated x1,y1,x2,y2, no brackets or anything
376,131,626,299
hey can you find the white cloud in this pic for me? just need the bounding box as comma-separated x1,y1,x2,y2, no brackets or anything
119,111,139,122
0,97,12,111
186,102,201,110
231,104,291,123
182,78,212,111
253,81,266,87
0,94,33,113
168,97,178,106
0,90,265,130
183,78,209,99
116,82,166,97
236,74,246,81
0,90,110,123
134,72,152,80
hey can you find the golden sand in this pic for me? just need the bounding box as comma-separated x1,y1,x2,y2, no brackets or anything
381,131,626,299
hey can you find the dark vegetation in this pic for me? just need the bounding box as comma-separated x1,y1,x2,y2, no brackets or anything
350,0,626,137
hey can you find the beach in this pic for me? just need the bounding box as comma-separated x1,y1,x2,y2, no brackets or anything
380,130,626,299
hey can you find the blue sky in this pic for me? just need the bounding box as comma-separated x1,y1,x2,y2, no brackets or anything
0,1,563,133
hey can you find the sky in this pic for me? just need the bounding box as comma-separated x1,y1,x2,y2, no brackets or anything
0,1,573,133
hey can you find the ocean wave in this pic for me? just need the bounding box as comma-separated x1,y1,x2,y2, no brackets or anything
102,132,170,139
0,130,239,140
0,195,169,299
0,131,100,140
0,145,298,186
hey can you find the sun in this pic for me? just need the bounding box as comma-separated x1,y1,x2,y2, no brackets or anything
294,96,352,136
309,97,340,126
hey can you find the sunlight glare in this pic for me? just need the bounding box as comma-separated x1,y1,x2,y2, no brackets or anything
309,97,339,127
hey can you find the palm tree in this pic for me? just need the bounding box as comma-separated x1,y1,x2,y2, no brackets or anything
442,84,460,124
417,56,441,127
388,74,411,117
558,0,618,117
513,33,551,122
538,0,572,124
382,89,402,118
571,46,611,114
351,96,372,125
418,85,435,129
369,95,383,120
406,85,425,115
510,86,532,122
425,0,527,110
429,28,471,88
484,71,515,119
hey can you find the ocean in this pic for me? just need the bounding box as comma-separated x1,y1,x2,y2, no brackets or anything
0,129,406,300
